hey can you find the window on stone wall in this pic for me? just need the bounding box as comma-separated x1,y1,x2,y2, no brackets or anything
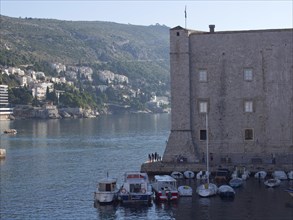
244,68,253,81
244,101,253,112
199,69,207,82
200,130,207,140
244,129,254,140
199,101,208,113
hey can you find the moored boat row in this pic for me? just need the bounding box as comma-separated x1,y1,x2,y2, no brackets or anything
94,168,293,206
94,172,179,205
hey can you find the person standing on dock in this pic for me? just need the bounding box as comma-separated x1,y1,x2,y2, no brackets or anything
271,153,276,164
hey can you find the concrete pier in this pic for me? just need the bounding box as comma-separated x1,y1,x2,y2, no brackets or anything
141,161,292,175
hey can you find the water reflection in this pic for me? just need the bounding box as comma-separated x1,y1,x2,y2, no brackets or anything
95,203,118,220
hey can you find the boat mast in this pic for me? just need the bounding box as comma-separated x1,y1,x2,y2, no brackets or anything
206,113,209,183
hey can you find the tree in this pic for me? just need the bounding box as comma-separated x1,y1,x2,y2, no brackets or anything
9,87,33,105
46,91,58,105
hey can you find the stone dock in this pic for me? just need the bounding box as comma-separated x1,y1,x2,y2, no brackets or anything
141,161,293,175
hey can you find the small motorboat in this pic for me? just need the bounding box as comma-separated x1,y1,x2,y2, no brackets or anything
196,182,218,197
241,169,250,180
264,178,281,188
218,185,235,199
118,171,153,204
287,171,293,180
171,171,184,179
229,177,243,188
178,185,193,196
94,176,119,204
152,175,179,202
184,170,195,179
254,171,267,179
231,167,250,180
3,129,17,134
272,171,288,180
196,114,218,198
196,170,209,180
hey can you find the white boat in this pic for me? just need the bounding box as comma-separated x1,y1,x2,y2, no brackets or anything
287,171,293,180
118,171,153,204
229,177,243,188
241,169,250,180
152,175,179,202
196,114,218,197
196,182,218,197
171,171,184,179
254,171,267,179
94,176,119,204
272,171,288,180
231,170,238,179
218,185,235,199
196,170,209,180
264,178,281,188
184,170,195,179
178,185,193,196
232,167,250,180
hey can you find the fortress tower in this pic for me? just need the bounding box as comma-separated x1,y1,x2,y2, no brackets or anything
162,25,293,165
162,26,199,163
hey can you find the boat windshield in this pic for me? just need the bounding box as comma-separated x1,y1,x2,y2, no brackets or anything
99,183,116,191
130,184,143,193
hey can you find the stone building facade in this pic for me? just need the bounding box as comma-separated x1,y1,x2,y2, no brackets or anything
163,26,293,166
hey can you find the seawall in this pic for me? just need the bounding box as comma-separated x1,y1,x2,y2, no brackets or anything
141,161,292,175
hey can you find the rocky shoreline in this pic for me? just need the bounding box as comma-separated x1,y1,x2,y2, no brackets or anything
11,105,98,119
9,105,169,120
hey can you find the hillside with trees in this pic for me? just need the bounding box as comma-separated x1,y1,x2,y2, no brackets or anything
0,15,170,115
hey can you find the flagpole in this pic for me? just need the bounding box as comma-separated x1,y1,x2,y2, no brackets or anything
185,5,187,29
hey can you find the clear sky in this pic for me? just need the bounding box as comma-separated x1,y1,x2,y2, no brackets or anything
1,0,292,31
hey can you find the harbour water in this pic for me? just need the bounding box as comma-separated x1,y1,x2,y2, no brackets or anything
0,114,292,220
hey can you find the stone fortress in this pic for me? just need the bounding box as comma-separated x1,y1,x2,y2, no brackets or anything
142,25,293,173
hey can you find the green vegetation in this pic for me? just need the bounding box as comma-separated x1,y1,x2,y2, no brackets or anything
0,15,170,110
9,87,33,105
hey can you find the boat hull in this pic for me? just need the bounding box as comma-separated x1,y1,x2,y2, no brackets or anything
196,183,218,197
119,171,153,204
119,193,152,203
229,178,243,188
154,190,179,202
218,185,235,199
178,185,192,197
95,192,118,204
264,179,281,188
183,171,195,179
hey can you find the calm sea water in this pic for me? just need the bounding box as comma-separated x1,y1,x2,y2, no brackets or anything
0,114,292,220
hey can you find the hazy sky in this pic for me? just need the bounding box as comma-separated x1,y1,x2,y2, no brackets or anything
1,0,292,31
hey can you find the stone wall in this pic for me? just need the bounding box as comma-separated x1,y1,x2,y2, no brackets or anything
164,27,293,165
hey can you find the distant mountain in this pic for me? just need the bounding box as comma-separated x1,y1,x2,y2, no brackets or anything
0,15,170,86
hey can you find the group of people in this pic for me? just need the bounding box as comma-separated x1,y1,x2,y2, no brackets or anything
148,152,162,162
201,152,214,164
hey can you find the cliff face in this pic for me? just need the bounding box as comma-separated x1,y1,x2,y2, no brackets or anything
13,106,61,119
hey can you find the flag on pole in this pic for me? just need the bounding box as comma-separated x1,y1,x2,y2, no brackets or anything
184,6,187,29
